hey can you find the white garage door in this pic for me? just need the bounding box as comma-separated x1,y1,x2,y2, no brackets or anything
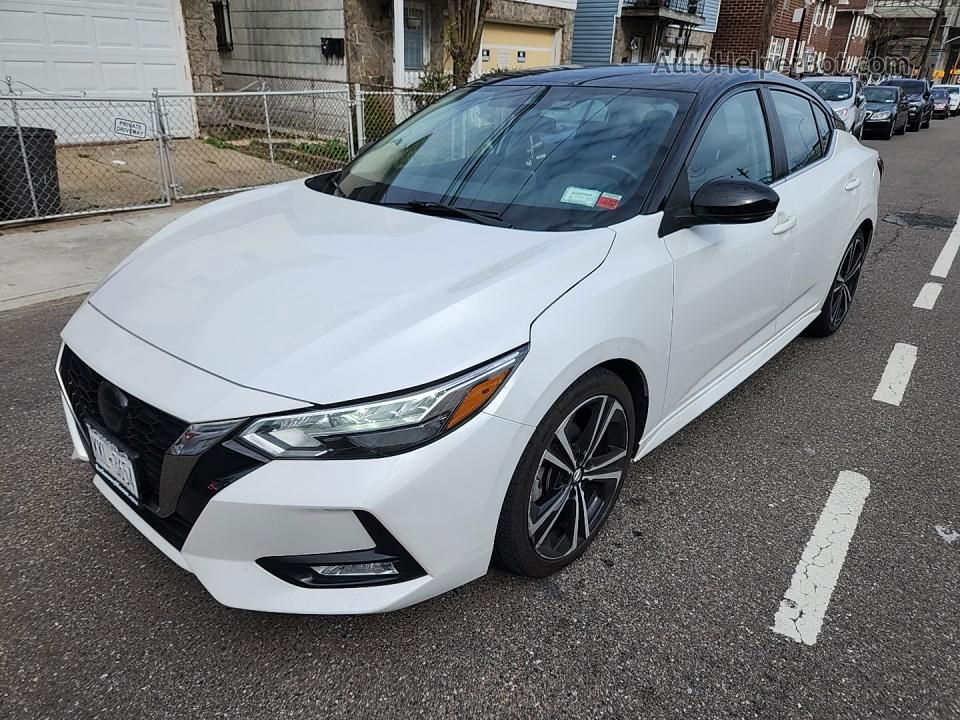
0,0,193,142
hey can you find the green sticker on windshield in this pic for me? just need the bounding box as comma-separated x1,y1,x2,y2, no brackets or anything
561,186,601,207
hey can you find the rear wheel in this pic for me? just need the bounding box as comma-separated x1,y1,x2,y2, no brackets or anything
493,369,635,577
805,230,866,338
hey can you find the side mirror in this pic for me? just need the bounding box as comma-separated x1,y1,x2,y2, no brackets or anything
690,178,780,225
856,94,865,106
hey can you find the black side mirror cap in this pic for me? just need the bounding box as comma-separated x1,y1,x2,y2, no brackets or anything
660,178,780,235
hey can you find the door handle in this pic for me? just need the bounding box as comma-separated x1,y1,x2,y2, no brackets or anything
844,177,862,191
772,214,796,235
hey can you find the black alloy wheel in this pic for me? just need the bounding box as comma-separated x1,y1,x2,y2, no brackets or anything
526,395,628,561
494,369,635,577
805,230,867,338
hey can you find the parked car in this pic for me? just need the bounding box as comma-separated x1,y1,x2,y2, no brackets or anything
802,75,867,138
880,78,933,130
932,88,952,119
57,66,881,614
863,85,910,138
931,84,960,116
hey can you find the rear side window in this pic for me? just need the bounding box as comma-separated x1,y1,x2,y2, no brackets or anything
687,90,773,193
770,90,823,174
811,103,833,154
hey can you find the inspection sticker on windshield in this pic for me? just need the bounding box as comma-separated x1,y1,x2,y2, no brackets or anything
596,192,622,210
561,186,601,207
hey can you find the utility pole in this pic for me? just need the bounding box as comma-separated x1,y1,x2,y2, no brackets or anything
919,0,952,78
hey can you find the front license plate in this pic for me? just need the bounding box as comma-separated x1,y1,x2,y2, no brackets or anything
87,424,140,503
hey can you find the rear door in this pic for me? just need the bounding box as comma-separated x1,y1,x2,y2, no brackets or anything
766,88,859,330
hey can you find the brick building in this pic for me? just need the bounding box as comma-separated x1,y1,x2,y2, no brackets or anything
826,0,871,72
710,0,849,74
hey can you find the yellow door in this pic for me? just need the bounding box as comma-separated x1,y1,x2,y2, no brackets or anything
480,23,558,71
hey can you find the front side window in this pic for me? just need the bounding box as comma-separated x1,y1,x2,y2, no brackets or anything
687,90,773,193
335,84,691,231
771,90,824,174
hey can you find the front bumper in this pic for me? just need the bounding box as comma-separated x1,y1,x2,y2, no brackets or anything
58,304,534,614
62,383,532,614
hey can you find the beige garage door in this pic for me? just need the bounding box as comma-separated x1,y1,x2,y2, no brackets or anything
480,23,559,71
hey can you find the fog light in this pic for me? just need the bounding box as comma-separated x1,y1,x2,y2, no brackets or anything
311,561,399,577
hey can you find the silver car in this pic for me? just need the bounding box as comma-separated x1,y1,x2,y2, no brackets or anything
802,75,867,138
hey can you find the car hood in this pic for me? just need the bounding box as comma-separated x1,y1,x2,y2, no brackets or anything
89,181,615,406
865,101,895,112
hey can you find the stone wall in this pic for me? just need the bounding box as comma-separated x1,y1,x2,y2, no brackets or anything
343,0,394,84
179,0,224,92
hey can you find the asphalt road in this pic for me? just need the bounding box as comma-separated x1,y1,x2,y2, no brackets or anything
2,119,959,720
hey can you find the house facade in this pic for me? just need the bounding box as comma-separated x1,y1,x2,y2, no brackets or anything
711,0,872,74
569,0,723,67
216,0,578,89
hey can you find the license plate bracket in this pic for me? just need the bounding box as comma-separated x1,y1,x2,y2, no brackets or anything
86,421,141,504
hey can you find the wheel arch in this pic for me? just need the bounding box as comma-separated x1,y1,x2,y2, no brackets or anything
597,358,649,455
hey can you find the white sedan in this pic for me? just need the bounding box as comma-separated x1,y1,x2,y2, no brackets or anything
57,66,881,614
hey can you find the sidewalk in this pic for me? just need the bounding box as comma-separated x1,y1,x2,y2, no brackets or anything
0,202,206,313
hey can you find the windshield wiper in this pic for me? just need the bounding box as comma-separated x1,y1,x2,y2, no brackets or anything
381,201,512,228
330,172,346,197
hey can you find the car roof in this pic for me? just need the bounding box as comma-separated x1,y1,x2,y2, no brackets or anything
470,64,806,94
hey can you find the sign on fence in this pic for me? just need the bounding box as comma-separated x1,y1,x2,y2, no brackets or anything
114,117,147,139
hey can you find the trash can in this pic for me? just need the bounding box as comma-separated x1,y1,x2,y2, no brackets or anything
0,126,62,221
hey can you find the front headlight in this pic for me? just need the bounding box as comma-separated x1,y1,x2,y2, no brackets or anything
872,110,891,120
239,348,526,459
836,108,849,119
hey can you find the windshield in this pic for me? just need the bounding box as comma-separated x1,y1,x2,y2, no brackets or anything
864,87,898,103
933,89,949,99
332,84,691,231
934,85,959,96
884,79,926,95
802,80,853,101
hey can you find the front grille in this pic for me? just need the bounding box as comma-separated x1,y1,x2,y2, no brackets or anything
59,345,188,509
59,345,265,551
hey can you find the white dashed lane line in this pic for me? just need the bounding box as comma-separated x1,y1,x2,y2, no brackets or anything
931,218,960,278
913,282,943,310
772,471,871,646
872,343,918,407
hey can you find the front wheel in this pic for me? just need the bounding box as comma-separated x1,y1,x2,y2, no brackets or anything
493,369,635,577
804,230,866,338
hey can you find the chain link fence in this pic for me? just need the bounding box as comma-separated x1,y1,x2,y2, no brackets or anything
1,95,167,223
1,82,447,226
158,88,352,200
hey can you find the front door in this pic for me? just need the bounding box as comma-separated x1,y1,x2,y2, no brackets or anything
662,88,797,413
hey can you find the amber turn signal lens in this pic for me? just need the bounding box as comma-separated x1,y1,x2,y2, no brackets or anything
446,369,510,429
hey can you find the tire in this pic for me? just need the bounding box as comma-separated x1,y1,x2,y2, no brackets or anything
922,113,931,128
886,121,895,140
896,118,907,135
493,368,636,577
910,117,921,132
804,229,867,338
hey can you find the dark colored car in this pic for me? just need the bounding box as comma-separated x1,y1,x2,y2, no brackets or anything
932,88,951,118
863,85,909,138
880,78,933,131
